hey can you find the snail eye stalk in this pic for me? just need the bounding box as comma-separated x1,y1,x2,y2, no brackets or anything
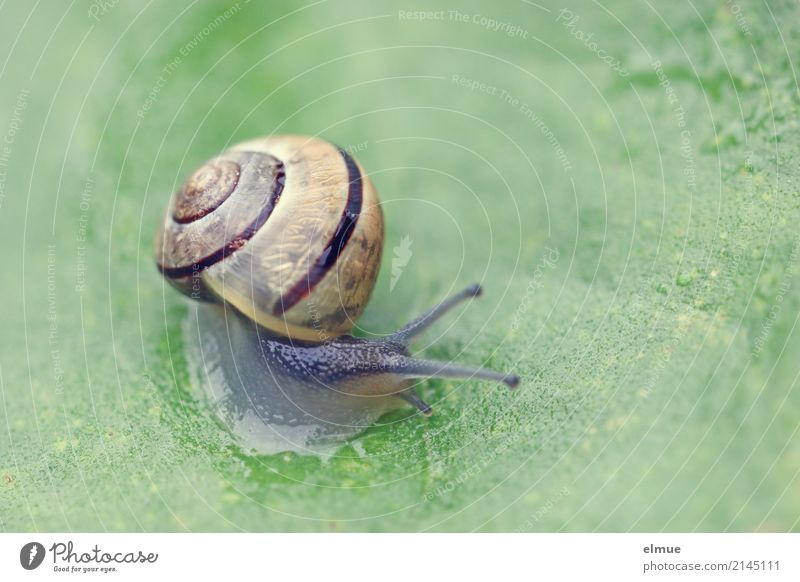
380,284,520,414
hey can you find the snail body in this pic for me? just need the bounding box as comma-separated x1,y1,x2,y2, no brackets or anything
157,135,518,451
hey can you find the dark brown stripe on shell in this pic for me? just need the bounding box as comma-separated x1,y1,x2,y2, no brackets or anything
157,159,285,279
273,148,363,315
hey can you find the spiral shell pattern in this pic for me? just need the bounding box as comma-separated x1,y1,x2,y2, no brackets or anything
156,135,384,341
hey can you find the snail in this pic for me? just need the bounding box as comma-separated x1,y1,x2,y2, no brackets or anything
155,135,519,452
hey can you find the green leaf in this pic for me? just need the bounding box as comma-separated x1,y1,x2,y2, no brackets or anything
1,0,799,531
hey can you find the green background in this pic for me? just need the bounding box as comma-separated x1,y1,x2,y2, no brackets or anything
1,0,798,531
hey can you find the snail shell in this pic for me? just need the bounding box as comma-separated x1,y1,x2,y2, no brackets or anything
156,135,383,341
